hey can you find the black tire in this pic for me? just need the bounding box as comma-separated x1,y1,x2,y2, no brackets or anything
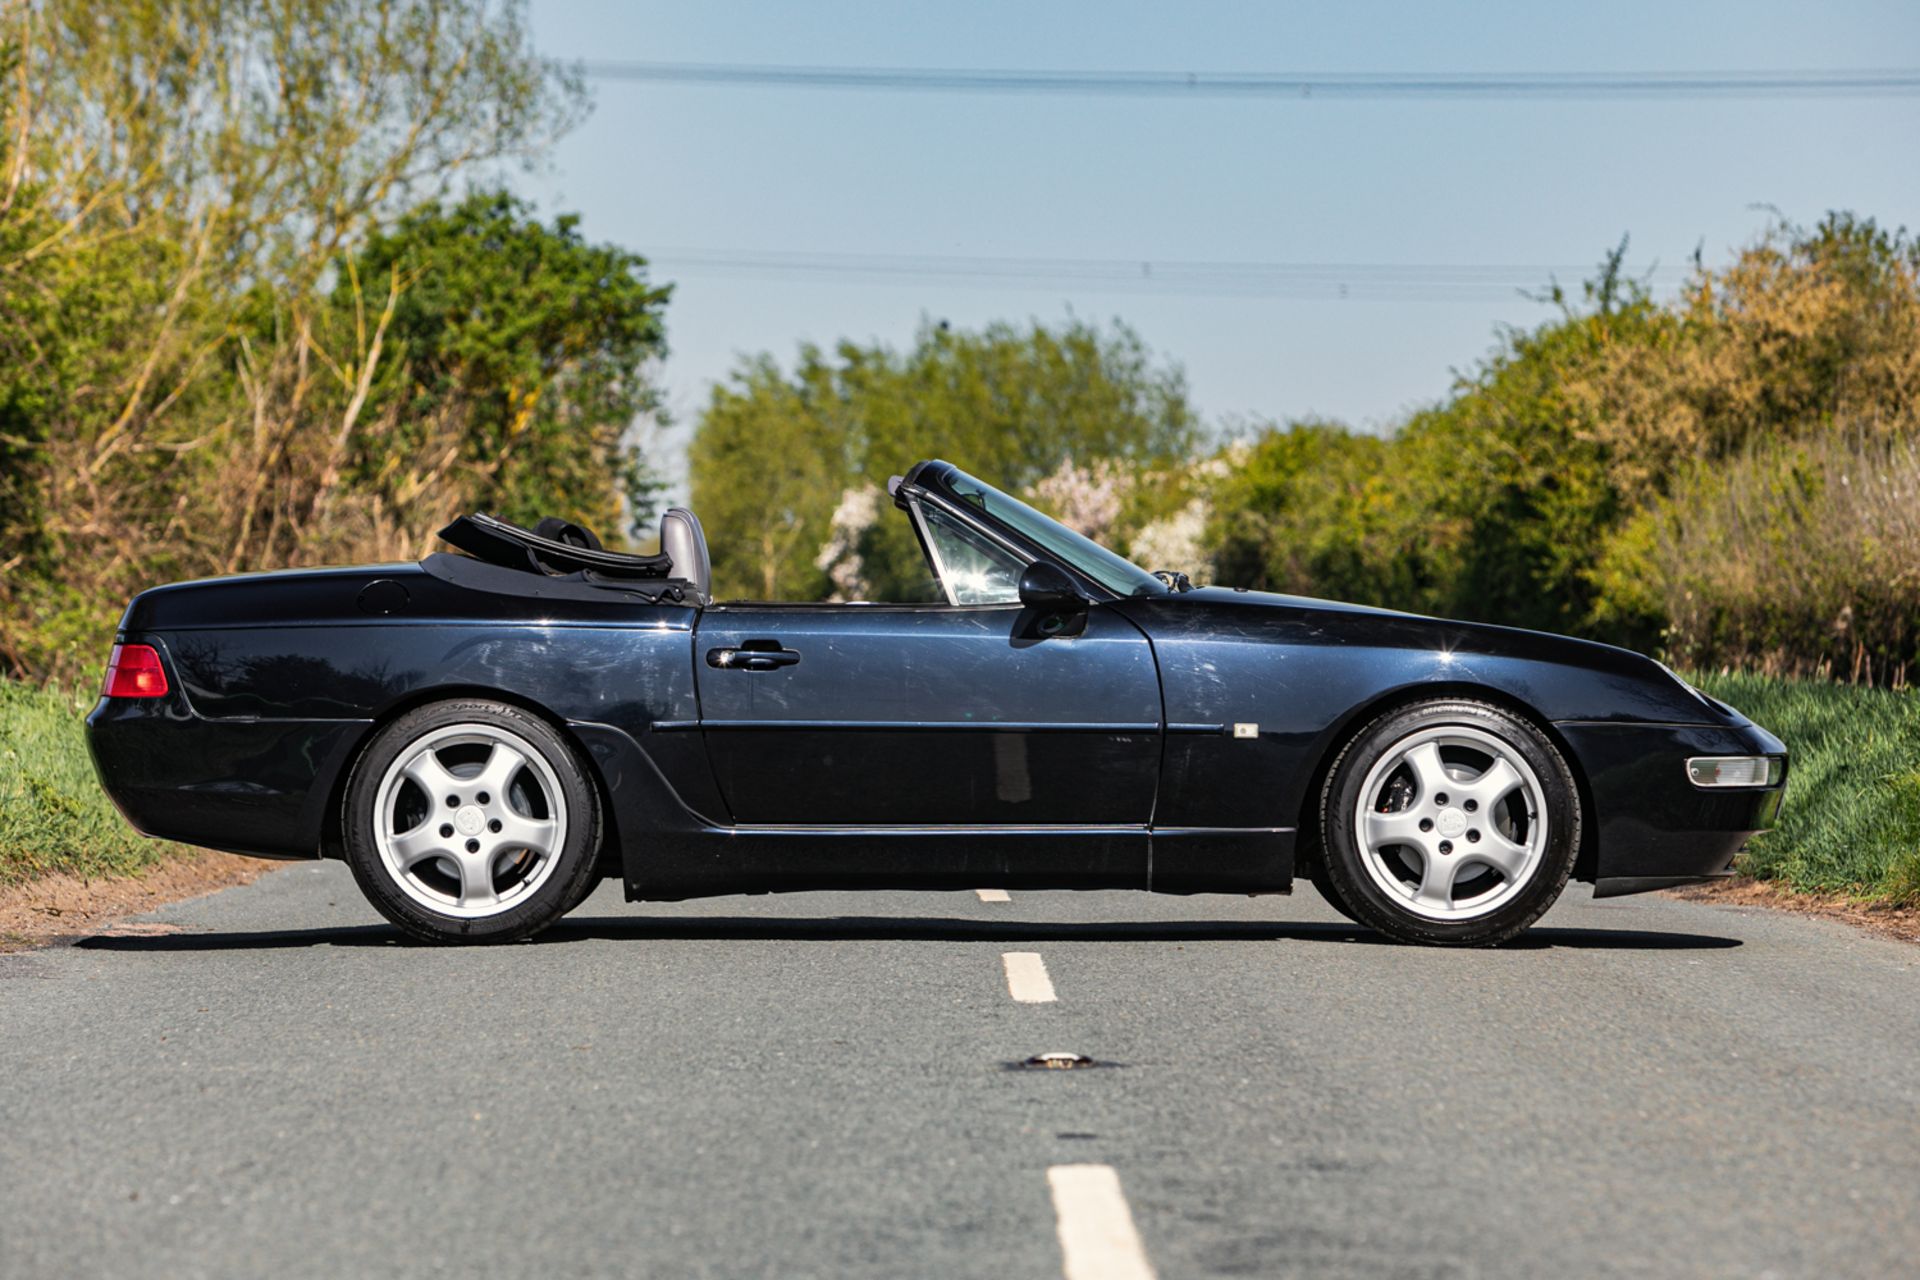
1318,699,1580,946
1303,851,1362,924
559,864,611,918
342,699,602,944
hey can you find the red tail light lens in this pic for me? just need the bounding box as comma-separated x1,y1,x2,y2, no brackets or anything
102,644,169,698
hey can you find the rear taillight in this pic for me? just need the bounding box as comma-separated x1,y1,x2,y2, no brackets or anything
102,644,169,698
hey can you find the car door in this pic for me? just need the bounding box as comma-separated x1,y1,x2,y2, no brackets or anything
693,501,1162,828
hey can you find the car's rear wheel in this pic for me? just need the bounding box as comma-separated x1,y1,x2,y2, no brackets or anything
1319,699,1580,946
343,700,601,944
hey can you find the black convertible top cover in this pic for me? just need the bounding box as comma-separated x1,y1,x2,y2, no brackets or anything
420,552,696,606
439,513,673,580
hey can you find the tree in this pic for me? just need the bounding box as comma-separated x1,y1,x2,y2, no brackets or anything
689,318,1197,600
0,0,592,683
337,191,671,546
1393,293,1644,638
1208,422,1457,608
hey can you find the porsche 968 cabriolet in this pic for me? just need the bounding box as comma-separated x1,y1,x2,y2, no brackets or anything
87,460,1786,945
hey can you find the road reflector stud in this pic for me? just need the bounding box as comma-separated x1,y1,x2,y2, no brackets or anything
1027,1052,1095,1070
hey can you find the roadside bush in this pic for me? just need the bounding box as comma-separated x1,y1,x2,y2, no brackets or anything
1200,216,1920,677
1606,434,1920,684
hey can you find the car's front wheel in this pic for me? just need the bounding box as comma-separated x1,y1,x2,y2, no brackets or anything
1318,699,1580,946
343,700,602,944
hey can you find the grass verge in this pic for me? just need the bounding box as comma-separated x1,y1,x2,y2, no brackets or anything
0,679,175,887
1693,671,1920,903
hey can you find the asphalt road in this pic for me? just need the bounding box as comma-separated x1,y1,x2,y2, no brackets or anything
3,866,1918,1279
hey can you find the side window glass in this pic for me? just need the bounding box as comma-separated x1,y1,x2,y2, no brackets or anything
918,505,1026,605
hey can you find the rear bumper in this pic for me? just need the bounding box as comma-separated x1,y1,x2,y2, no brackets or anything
1557,719,1787,897
87,695,363,859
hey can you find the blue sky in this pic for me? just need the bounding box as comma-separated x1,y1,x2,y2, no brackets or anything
520,1,1920,495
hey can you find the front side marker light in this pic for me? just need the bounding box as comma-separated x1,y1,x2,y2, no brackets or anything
102,644,169,698
1686,756,1783,788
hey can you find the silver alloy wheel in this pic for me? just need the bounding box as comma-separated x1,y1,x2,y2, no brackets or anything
1351,724,1547,922
371,722,569,919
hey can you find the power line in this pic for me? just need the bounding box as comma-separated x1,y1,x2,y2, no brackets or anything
645,248,1695,303
580,61,1920,99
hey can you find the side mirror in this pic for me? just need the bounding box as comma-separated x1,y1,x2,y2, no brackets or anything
1018,559,1085,611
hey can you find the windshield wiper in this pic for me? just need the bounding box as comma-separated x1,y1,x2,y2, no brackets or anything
1152,569,1193,593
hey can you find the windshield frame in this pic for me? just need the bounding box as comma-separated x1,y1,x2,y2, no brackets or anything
906,461,1170,600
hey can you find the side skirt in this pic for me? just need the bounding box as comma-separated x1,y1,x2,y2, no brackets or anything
622,824,1297,901
571,720,1296,902
1150,826,1295,895
635,824,1151,899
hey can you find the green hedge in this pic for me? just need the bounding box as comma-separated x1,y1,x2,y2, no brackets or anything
1694,672,1920,902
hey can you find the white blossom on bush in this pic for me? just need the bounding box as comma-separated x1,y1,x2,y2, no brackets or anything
814,484,882,602
1129,497,1212,584
1196,440,1250,481
1029,456,1131,542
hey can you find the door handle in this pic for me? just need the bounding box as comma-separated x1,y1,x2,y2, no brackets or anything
707,645,801,671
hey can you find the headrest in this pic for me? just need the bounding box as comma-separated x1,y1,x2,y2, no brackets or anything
660,507,711,598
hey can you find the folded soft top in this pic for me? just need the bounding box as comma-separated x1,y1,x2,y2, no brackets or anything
438,513,673,580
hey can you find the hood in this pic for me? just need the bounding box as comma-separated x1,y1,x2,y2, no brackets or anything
1180,584,1641,665
1166,584,1728,722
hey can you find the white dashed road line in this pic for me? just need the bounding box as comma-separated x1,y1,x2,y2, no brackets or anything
1048,1164,1157,1280
1002,951,1057,1003
976,888,1012,903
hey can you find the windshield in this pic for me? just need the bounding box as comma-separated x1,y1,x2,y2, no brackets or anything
934,468,1168,598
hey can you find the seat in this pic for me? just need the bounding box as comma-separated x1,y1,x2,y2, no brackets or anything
660,507,711,598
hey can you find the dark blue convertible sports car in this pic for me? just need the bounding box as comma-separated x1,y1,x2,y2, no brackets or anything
87,459,1786,945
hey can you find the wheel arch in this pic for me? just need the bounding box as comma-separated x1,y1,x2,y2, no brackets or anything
1290,680,1599,886
317,684,621,877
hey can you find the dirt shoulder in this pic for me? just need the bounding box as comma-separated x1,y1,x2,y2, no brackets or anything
0,851,278,952
1668,876,1920,946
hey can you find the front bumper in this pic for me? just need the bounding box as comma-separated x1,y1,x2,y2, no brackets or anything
1555,719,1787,898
